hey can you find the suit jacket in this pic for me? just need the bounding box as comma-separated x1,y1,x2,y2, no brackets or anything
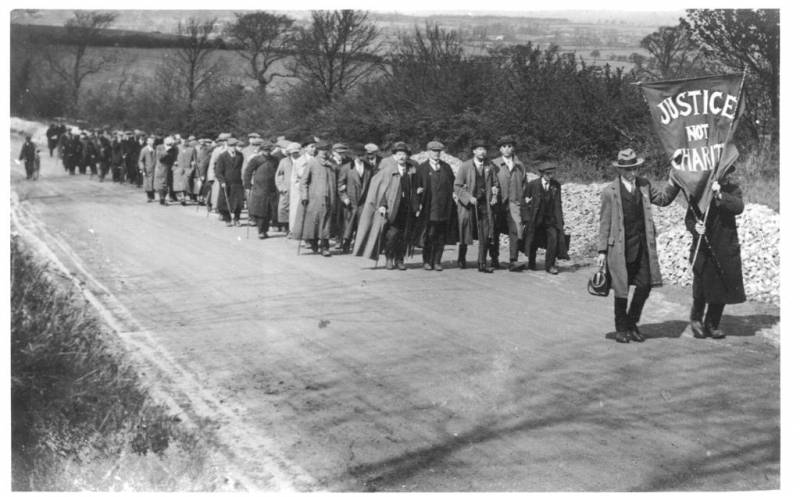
416,159,459,245
597,176,679,298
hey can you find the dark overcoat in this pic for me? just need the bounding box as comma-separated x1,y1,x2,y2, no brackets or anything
416,159,459,246
155,144,178,192
243,153,279,219
454,159,498,245
522,178,569,258
686,180,746,304
353,163,422,260
597,176,679,298
215,150,245,210
338,160,374,241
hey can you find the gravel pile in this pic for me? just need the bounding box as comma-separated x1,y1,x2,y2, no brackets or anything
560,183,780,305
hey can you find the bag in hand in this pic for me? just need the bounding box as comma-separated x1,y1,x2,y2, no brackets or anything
588,259,610,297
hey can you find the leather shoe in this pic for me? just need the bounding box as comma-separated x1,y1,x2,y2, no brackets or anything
385,259,395,270
434,263,443,271
509,261,526,272
321,248,331,257
396,260,407,271
708,326,726,339
690,320,707,339
423,263,433,271
615,331,630,343
546,266,559,275
628,325,645,342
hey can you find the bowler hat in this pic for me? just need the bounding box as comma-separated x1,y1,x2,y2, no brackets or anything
391,141,410,154
497,135,516,147
471,139,488,151
612,148,645,168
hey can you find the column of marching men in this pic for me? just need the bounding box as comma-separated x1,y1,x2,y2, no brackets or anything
44,123,570,274
38,122,747,344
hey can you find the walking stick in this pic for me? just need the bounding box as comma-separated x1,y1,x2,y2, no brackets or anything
221,182,234,224
374,215,384,268
684,192,729,291
297,202,308,255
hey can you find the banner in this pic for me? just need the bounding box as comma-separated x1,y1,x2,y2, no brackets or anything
640,73,745,214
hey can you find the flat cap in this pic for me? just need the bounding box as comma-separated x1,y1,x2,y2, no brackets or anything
286,142,302,153
315,139,331,151
332,142,348,152
248,132,261,139
302,136,317,147
536,160,558,172
217,132,232,140
364,143,380,154
391,141,411,154
497,135,516,147
227,137,239,146
251,137,265,146
426,140,444,151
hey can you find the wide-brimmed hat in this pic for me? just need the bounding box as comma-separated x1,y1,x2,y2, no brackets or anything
427,140,444,151
612,148,645,168
391,141,410,154
536,161,558,173
497,135,516,147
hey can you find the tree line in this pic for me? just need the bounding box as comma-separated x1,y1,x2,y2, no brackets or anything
11,9,778,179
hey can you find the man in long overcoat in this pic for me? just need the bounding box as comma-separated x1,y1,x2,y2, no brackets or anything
173,137,197,205
328,143,351,249
597,149,679,343
353,142,422,270
215,138,246,226
138,135,157,202
243,143,280,238
155,136,178,205
276,143,308,237
454,139,499,273
686,169,746,339
194,138,213,204
522,161,568,274
295,142,338,256
416,140,458,271
337,144,374,253
123,131,141,185
492,135,527,271
111,133,125,182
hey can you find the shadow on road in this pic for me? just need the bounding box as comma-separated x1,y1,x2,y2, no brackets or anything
601,313,780,341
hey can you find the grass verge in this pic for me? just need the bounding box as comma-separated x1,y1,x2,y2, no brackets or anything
11,235,222,491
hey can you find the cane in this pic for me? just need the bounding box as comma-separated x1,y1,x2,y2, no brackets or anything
221,182,234,223
297,201,308,255
374,214,385,268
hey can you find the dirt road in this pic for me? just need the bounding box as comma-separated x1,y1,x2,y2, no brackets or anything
10,133,779,491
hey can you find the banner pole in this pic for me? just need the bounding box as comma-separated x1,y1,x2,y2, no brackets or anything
689,68,748,269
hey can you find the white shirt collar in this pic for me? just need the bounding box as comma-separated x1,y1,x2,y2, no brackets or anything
621,175,635,193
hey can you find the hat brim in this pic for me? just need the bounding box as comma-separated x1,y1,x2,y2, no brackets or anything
611,158,645,168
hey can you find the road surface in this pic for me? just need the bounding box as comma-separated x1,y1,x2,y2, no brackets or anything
10,133,779,491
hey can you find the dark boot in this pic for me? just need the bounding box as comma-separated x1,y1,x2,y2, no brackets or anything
458,244,467,269
627,287,650,342
690,298,708,338
614,297,630,343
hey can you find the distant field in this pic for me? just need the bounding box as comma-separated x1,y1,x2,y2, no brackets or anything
71,43,640,96
69,46,299,94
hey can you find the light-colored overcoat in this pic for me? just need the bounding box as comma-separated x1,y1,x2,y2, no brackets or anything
597,176,679,298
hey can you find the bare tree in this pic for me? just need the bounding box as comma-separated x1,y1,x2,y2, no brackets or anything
172,17,221,116
640,25,703,79
43,11,118,111
291,10,383,102
225,12,295,92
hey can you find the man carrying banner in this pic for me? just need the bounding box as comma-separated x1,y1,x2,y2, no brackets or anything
596,149,679,344
639,72,747,339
